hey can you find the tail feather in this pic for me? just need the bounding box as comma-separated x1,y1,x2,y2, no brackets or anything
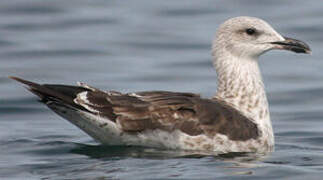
9,76,126,145
9,76,89,110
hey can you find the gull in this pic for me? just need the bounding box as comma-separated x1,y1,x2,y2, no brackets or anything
10,16,311,154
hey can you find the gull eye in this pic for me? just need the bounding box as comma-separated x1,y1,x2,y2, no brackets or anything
246,28,256,35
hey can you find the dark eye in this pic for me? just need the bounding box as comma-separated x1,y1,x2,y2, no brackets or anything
246,28,256,35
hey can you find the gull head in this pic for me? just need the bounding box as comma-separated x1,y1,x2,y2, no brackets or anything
213,16,311,59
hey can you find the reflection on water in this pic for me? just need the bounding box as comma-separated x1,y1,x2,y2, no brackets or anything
1,0,323,179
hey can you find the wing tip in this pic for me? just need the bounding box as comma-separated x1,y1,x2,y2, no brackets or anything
8,76,22,82
9,76,40,88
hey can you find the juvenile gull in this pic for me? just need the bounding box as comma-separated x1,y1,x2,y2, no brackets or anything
10,16,311,154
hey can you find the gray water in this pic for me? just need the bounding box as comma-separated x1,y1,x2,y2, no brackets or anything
1,0,323,179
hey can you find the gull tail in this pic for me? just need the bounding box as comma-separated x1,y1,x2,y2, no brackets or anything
9,76,123,144
9,76,89,111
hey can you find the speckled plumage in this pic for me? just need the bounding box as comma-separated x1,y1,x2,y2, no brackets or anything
211,17,286,151
10,16,311,154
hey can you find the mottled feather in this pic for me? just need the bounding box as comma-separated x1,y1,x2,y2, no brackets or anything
74,88,259,141
9,76,259,141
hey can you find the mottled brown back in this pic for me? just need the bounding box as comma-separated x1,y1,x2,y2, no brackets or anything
9,76,259,141
76,90,259,141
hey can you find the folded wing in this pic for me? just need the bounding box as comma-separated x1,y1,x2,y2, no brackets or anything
75,88,260,141
10,76,259,141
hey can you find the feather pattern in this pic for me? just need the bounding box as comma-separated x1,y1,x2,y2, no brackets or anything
9,16,311,153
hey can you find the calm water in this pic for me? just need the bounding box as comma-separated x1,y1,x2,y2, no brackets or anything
1,0,323,179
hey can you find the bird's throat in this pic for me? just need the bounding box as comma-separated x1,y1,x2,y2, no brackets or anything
213,55,270,123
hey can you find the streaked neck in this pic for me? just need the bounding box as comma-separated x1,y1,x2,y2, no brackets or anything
212,51,270,123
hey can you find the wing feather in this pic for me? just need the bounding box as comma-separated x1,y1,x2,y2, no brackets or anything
9,76,259,141
75,90,259,140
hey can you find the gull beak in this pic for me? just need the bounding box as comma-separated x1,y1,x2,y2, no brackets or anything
271,37,311,54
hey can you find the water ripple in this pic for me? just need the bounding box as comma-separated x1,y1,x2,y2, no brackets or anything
1,0,323,179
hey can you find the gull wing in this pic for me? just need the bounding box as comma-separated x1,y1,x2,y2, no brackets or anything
10,76,259,141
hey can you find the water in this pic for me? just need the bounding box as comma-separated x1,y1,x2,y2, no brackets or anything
1,0,323,179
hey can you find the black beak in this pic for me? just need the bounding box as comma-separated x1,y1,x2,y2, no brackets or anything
271,37,311,54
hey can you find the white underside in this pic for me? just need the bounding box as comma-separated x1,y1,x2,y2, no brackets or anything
49,103,273,154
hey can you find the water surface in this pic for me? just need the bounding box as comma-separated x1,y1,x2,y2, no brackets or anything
1,0,323,179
